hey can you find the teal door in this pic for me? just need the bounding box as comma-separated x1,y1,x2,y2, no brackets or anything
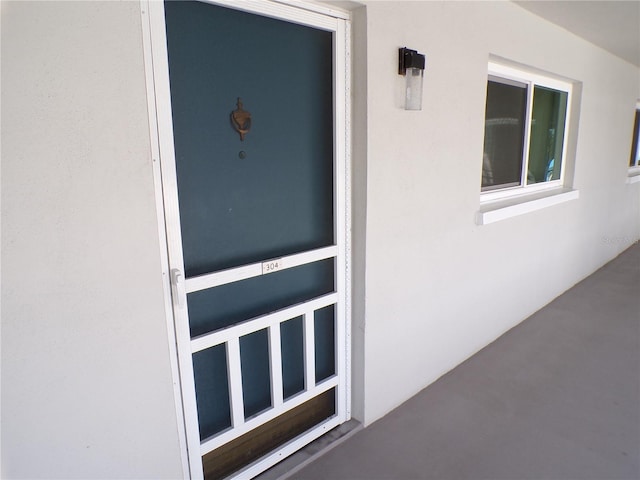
156,1,348,478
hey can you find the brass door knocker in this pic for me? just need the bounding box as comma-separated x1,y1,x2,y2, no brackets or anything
230,98,251,141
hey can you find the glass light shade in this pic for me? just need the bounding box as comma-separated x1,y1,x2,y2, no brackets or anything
405,67,424,111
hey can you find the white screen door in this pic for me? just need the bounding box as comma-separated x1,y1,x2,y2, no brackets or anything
143,1,350,478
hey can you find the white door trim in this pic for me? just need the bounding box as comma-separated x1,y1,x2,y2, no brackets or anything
141,1,351,478
139,2,190,478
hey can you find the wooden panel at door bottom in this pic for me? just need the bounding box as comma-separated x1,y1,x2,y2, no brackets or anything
202,388,335,480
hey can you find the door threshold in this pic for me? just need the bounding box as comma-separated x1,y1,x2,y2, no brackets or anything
255,419,362,480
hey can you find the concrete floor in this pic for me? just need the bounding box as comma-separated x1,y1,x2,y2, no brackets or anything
292,244,640,480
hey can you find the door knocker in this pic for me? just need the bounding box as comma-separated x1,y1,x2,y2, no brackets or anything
230,98,251,141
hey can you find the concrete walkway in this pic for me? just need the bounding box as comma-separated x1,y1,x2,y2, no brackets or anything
293,244,640,480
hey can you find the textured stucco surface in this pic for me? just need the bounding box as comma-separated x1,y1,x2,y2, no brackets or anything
351,0,640,425
1,2,184,477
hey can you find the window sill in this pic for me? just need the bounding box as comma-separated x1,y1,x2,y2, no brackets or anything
476,188,579,225
628,174,640,184
627,169,640,184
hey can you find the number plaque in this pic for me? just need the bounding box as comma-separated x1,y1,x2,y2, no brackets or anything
262,259,283,275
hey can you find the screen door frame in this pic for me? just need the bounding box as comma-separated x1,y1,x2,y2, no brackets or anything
140,1,352,478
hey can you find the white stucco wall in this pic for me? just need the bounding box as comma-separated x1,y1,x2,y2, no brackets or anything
2,0,639,477
1,1,184,477
353,0,640,425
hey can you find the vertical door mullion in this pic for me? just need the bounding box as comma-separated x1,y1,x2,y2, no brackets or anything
226,338,246,428
269,325,284,409
303,311,316,390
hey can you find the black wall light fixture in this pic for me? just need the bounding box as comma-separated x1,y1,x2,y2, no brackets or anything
399,47,426,110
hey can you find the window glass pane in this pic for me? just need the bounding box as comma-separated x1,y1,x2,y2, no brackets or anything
630,110,640,167
527,86,568,184
482,79,528,191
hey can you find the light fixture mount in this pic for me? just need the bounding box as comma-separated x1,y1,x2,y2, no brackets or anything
398,47,425,76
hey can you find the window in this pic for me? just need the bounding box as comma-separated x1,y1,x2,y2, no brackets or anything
629,106,640,169
481,62,572,200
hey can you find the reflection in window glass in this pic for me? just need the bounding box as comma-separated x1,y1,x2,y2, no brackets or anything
527,86,568,184
482,79,528,191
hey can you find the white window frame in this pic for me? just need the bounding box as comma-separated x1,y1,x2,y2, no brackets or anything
481,61,573,203
628,102,640,183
